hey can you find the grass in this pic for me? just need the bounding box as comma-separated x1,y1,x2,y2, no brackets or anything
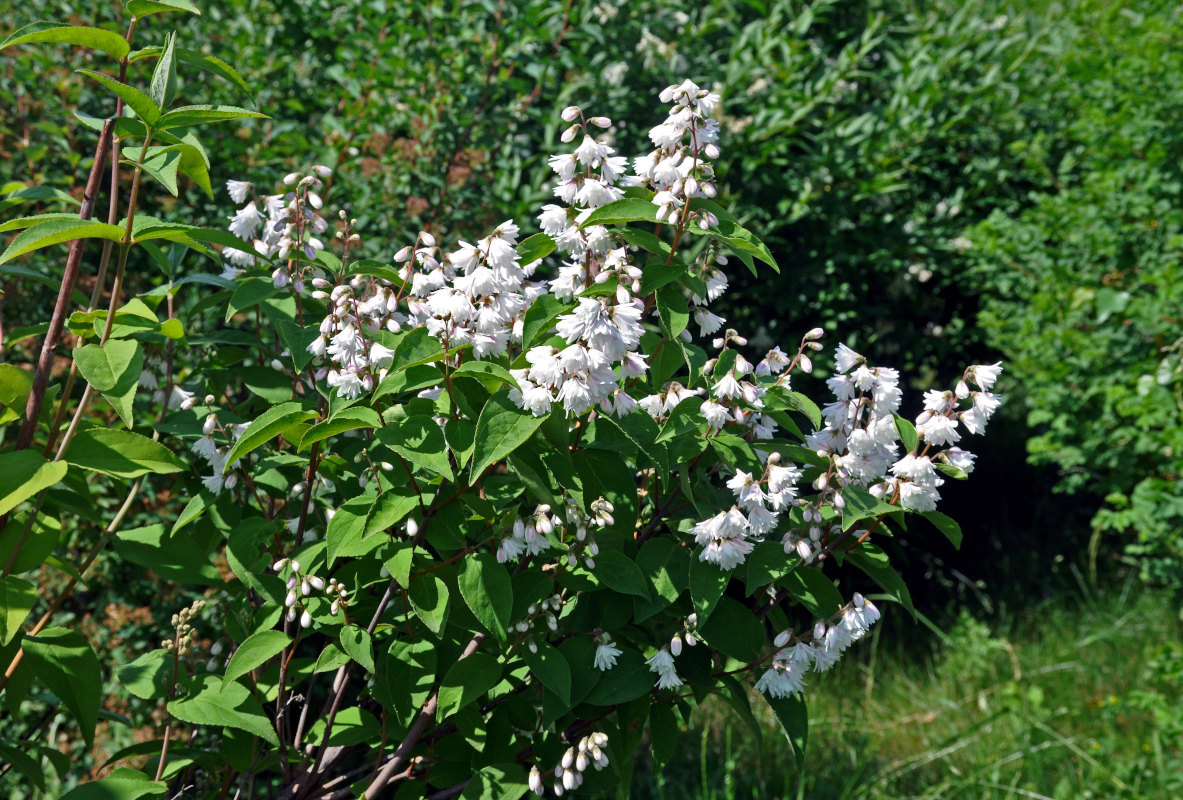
632,570,1183,799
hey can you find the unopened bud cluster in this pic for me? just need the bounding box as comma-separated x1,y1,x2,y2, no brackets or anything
528,731,610,796
163,599,206,656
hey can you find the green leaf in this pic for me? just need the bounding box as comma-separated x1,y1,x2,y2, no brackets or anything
168,673,279,746
0,218,125,265
114,524,222,586
656,283,689,337
765,694,807,771
340,625,376,674
688,198,779,273
522,642,572,705
224,630,291,685
782,566,844,618
407,574,450,635
126,147,181,197
125,0,202,18
437,652,502,718
470,390,549,479
326,496,380,565
839,486,897,532
0,212,79,233
0,451,68,515
76,69,161,126
921,510,963,548
63,428,184,478
58,767,167,800
225,276,276,321
0,22,130,59
1,184,82,210
0,576,37,646
452,360,520,391
0,363,33,425
149,32,177,108
377,416,454,479
299,406,381,450
893,413,918,452
0,742,45,792
599,411,668,474
689,555,729,621
696,597,764,662
23,627,102,747
579,197,659,227
74,339,143,427
592,550,650,599
223,402,316,470
365,490,420,537
117,649,171,700
520,294,570,350
516,232,556,265
170,491,214,535
461,764,529,800
847,542,915,618
458,553,514,642
156,104,268,130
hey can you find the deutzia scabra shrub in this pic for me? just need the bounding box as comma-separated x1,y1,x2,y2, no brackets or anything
0,4,1000,797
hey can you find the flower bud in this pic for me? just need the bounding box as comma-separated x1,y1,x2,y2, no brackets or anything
670,634,682,657
283,172,301,186
561,125,580,143
203,414,218,435
774,630,791,648
300,609,313,628
799,354,813,373
561,105,582,122
589,115,611,128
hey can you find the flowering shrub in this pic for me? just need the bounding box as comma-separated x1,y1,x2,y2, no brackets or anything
0,4,1000,797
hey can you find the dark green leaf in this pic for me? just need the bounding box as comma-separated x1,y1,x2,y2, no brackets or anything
114,524,222,586
847,542,915,618
921,510,963,548
437,652,502,718
516,232,556,265
765,694,807,771
696,597,764,662
0,218,125,265
156,104,268,130
893,413,918,452
522,642,572,705
125,0,202,19
470,391,548,479
222,402,316,469
224,630,290,684
407,574,450,635
74,339,142,427
23,627,101,747
579,197,659,227
340,625,375,674
592,550,649,599
0,576,37,646
458,553,514,642
689,555,729,621
168,673,279,745
0,451,68,515
782,566,843,618
149,32,177,108
58,767,167,799
76,69,160,126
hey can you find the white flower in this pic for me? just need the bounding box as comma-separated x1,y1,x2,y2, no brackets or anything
226,179,252,203
916,414,960,447
594,640,622,671
968,362,1003,391
645,648,682,689
700,400,729,430
835,343,862,373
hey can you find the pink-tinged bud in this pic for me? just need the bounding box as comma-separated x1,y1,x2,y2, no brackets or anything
589,116,611,128
806,327,824,340
203,414,218,435
796,540,813,561
285,589,298,608
561,105,582,122
290,560,300,573
283,172,301,186
832,493,846,510
561,125,580,143
394,245,413,263
300,610,313,628
307,191,323,209
313,165,333,178
955,380,970,399
529,767,544,795
799,354,813,373
420,231,436,247
309,576,325,590
330,600,340,616
670,635,682,657
272,558,288,572
300,580,311,596
774,630,791,648
685,632,696,647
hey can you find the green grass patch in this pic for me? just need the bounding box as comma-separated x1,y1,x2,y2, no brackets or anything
633,574,1183,799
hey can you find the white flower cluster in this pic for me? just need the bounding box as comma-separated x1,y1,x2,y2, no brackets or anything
643,615,699,689
402,221,543,360
191,410,246,494
693,453,802,570
528,731,610,797
754,593,881,699
635,79,721,225
593,633,622,671
222,167,332,281
812,344,1001,513
306,278,404,400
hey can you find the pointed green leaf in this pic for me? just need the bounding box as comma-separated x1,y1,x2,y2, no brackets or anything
74,339,143,427
522,642,572,705
156,104,268,130
0,742,45,792
125,0,202,18
222,402,316,470
377,416,454,480
340,625,375,674
224,630,291,685
579,197,659,228
0,22,130,59
765,694,807,771
114,524,222,586
0,218,125,265
0,451,68,515
892,412,918,452
687,198,779,272
117,649,171,700
407,574,449,635
782,566,844,618
847,542,915,618
0,212,79,233
592,550,650,600
149,32,177,108
299,406,381,450
520,294,569,350
689,554,729,621
76,69,160,126
458,553,513,642
23,627,102,747
921,510,962,548
516,232,555,265
168,673,279,745
63,428,183,478
58,767,166,799
437,652,501,719
0,576,37,646
470,391,548,479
